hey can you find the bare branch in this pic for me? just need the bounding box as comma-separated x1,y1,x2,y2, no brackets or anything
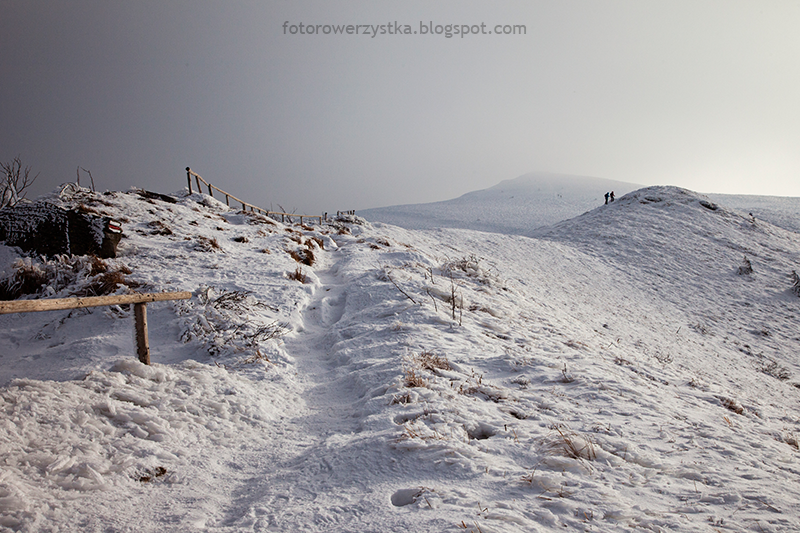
1,156,39,208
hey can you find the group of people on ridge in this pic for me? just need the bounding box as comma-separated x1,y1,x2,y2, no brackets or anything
604,191,615,205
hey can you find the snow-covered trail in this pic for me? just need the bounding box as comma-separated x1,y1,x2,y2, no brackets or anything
210,248,449,532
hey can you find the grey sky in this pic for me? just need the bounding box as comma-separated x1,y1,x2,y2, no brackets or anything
2,1,799,214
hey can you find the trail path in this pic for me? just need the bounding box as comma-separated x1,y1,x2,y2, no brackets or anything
213,247,433,532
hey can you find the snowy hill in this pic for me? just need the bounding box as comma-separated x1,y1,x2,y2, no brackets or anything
1,184,800,532
359,172,641,235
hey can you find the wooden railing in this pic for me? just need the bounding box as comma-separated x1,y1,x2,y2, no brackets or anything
186,167,327,225
0,291,191,365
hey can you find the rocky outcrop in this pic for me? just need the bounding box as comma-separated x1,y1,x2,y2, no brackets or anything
0,203,122,258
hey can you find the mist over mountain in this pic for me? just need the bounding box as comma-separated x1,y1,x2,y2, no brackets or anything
360,172,642,235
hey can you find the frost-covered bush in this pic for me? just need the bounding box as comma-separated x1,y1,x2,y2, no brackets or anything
738,255,753,275
177,286,288,359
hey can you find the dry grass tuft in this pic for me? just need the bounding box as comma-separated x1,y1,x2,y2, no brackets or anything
390,392,414,405
545,425,597,461
404,368,427,388
720,397,744,415
416,350,451,372
194,235,222,252
0,261,49,300
306,236,324,249
288,266,307,283
147,220,173,235
0,255,137,300
75,270,141,297
289,248,315,266
135,466,167,482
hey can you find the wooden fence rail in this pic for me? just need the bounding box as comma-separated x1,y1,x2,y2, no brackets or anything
0,291,191,365
185,167,326,225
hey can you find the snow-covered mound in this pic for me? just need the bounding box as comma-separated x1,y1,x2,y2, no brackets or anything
1,184,800,532
360,172,641,235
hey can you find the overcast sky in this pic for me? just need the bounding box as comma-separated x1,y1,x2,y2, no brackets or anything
2,1,799,214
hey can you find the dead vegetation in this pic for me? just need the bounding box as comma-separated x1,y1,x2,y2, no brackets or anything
416,350,452,372
543,425,597,461
194,235,222,252
0,255,138,300
288,266,307,283
178,287,287,358
720,397,745,415
289,248,315,266
738,255,753,275
135,466,167,483
404,368,427,388
147,220,173,236
1,156,38,209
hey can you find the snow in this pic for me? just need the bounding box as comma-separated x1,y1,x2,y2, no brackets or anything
359,172,642,235
1,183,799,532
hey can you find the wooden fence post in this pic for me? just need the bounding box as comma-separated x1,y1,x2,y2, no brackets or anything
134,302,150,365
186,167,193,194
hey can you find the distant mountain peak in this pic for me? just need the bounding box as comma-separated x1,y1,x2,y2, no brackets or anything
360,172,642,235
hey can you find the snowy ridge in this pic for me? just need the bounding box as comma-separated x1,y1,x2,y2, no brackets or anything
359,172,642,235
1,185,799,531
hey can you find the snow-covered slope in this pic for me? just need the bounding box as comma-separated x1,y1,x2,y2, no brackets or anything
708,193,800,235
360,172,641,235
1,184,799,532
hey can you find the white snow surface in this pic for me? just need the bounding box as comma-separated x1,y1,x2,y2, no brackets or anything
359,172,642,235
1,184,799,532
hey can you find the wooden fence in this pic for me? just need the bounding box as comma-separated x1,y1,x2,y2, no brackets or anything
0,291,191,365
185,167,327,225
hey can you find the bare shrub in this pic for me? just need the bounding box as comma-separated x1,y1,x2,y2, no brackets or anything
1,156,38,208
792,270,800,296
